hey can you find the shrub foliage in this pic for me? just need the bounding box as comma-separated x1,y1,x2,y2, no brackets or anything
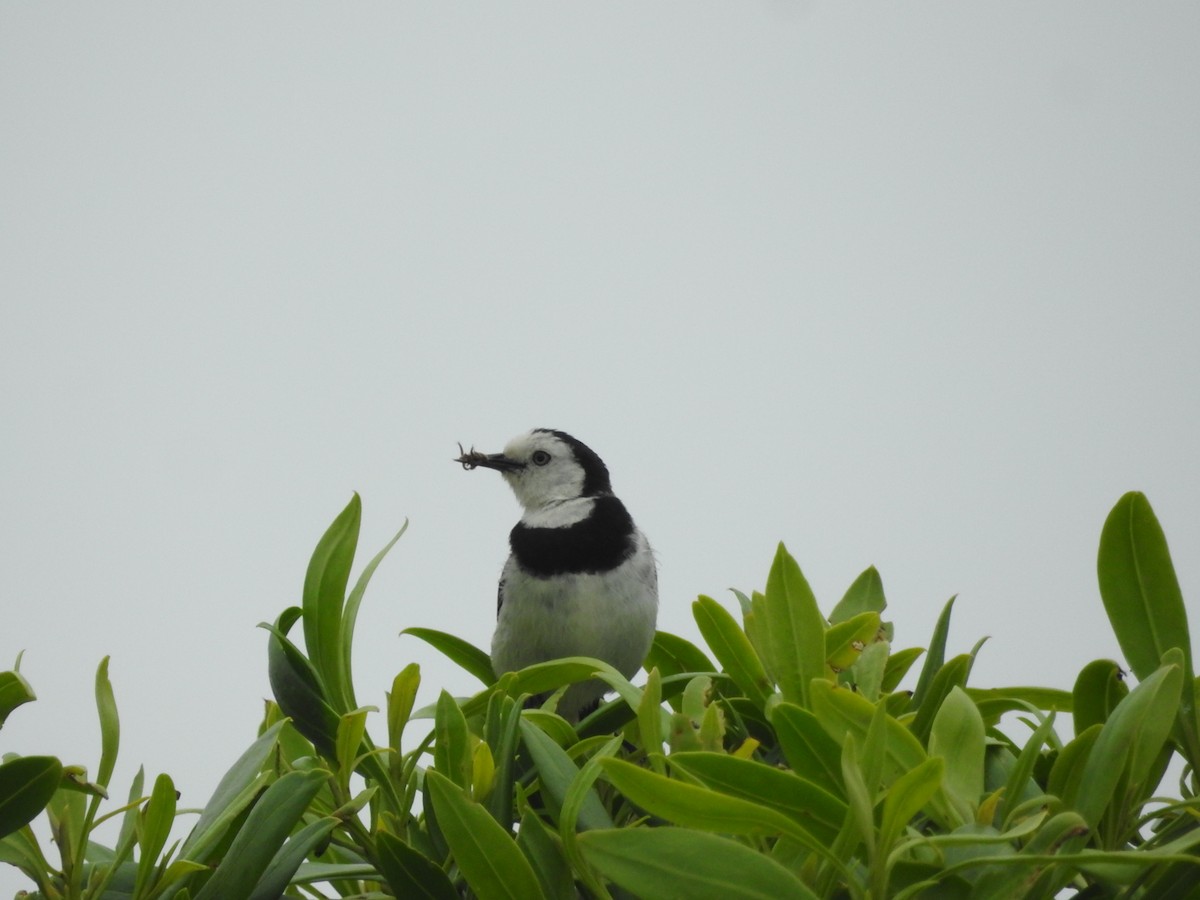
3,491,1199,898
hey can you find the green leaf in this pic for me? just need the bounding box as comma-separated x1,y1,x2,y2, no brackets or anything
692,595,773,708
194,768,327,900
879,756,945,862
826,611,881,671
179,720,287,861
928,687,984,821
646,630,717,678
598,758,822,853
998,711,1058,828
517,807,576,900
519,720,613,831
768,701,844,792
248,817,340,900
578,827,819,900
402,627,498,686
340,520,407,710
302,493,361,712
881,646,925,693
263,610,340,757
94,656,120,790
830,565,887,624
1097,492,1192,679
336,707,371,788
374,830,458,900
909,654,972,745
1072,659,1128,736
434,691,474,791
667,751,846,844
387,663,421,757
910,596,956,710
483,693,522,829
425,770,547,900
810,680,927,783
0,756,62,839
134,773,177,897
638,668,666,770
1074,660,1183,829
1096,492,1200,770
762,543,826,707
0,669,36,728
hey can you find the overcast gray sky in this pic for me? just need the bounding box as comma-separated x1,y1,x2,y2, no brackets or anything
2,4,1198,890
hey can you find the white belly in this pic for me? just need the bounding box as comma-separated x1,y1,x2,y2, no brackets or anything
490,535,658,719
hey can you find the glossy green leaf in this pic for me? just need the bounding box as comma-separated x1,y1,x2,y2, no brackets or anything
402,627,496,686
1048,723,1101,809
768,701,844,791
638,667,666,769
194,768,327,900
668,751,846,844
483,692,522,828
826,611,881,671
0,756,61,840
517,807,575,900
179,720,287,861
851,639,890,701
340,520,406,711
910,596,956,710
0,669,35,728
519,720,612,831
434,691,473,791
578,827,819,900
263,610,340,756
247,817,339,900
928,687,984,820
374,830,458,900
94,656,120,790
1097,492,1191,679
426,770,547,900
881,646,925,693
134,773,177,896
880,756,944,860
1074,660,1183,829
336,707,371,787
1072,659,1128,736
810,680,927,782
762,543,826,706
387,663,421,757
302,493,360,711
998,711,1058,828
692,595,772,707
909,653,972,745
830,565,887,624
646,630,717,678
598,758,820,851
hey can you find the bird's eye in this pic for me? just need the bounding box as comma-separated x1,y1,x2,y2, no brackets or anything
531,450,552,466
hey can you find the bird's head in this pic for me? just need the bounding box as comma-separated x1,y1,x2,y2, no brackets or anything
456,428,612,510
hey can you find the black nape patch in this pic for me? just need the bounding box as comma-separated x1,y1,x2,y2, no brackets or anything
534,428,612,497
509,496,635,576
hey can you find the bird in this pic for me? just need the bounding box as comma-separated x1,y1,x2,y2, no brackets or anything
456,428,658,722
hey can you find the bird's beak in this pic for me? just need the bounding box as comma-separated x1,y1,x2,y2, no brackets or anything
456,444,524,472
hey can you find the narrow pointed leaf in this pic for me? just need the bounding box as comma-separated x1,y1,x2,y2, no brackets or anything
248,817,339,900
910,596,956,710
375,830,458,900
0,756,62,839
762,543,826,707
401,628,497,685
425,770,546,900
692,595,772,707
646,630,717,678
302,493,361,710
341,520,407,710
578,827,818,900
194,769,327,900
830,566,887,623
0,670,36,730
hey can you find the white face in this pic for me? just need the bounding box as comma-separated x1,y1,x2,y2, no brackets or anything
499,430,587,510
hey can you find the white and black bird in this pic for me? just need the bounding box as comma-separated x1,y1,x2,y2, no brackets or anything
456,429,658,721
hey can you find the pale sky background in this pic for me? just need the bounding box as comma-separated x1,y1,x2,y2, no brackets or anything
2,4,1198,892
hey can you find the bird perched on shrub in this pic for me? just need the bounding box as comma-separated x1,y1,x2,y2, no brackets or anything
457,428,658,721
